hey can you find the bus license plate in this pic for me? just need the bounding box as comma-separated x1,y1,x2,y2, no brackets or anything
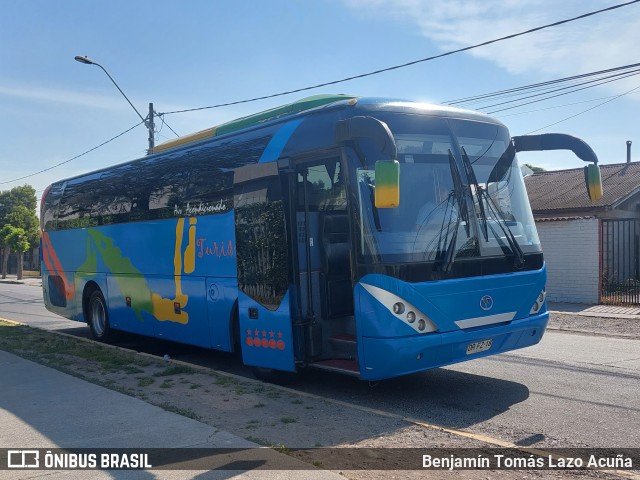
466,339,492,355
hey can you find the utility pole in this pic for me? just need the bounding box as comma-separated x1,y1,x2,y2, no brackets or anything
147,103,155,154
75,55,155,155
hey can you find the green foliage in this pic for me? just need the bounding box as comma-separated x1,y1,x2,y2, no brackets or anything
0,185,39,249
3,226,30,253
524,163,546,173
0,185,37,221
5,205,39,246
0,225,12,248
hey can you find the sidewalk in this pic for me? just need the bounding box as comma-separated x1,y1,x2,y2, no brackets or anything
0,274,42,287
0,350,345,479
548,301,640,320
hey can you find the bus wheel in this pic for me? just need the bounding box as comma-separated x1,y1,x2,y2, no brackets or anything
88,290,114,342
250,367,299,385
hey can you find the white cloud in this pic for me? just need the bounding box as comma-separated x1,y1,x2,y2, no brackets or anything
0,83,132,111
343,0,640,94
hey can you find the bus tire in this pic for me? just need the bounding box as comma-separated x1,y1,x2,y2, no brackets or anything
250,367,299,385
87,290,114,343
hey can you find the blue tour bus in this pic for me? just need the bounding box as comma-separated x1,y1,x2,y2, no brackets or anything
40,95,602,381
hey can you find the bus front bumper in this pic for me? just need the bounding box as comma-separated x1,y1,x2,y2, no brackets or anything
358,312,549,381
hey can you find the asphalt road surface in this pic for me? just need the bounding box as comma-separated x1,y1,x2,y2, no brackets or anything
1,282,638,450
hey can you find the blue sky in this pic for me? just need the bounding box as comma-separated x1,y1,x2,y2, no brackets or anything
1,0,639,203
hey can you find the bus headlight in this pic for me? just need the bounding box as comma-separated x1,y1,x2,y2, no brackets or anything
529,288,546,315
361,283,437,334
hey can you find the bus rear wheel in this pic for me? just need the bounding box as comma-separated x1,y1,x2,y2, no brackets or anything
87,290,114,343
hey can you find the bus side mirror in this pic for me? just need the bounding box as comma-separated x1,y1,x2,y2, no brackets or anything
512,133,603,202
336,116,398,160
585,163,603,201
336,116,400,208
374,160,400,208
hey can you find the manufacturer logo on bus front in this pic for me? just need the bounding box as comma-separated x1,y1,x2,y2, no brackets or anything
480,295,494,311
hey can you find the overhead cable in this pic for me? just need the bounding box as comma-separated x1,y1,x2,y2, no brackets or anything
0,121,144,186
159,1,640,115
443,61,640,105
526,82,640,134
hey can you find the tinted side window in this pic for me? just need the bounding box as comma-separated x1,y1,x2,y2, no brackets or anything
140,154,235,220
51,134,271,230
234,164,288,310
94,164,136,225
165,136,271,218
56,178,101,230
41,183,64,231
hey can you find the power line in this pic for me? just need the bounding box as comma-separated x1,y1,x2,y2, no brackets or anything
496,94,627,118
525,82,640,134
160,0,640,116
436,62,640,122
485,69,640,114
0,121,144,186
443,61,640,105
155,112,179,137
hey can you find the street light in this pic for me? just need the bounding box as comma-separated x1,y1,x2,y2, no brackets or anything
74,55,155,154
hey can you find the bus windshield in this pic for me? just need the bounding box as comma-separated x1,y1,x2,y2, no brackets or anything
352,114,540,265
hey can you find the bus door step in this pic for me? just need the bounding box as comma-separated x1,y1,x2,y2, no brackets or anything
329,333,357,360
309,359,360,377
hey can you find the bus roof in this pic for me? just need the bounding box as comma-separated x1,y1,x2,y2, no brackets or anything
154,96,503,154
48,96,504,187
153,94,357,153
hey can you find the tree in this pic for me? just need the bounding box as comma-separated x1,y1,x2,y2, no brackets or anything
524,163,546,173
0,185,37,220
3,226,30,280
5,205,39,246
0,185,38,278
0,225,12,279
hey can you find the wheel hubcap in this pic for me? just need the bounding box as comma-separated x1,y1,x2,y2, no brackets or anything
91,300,106,336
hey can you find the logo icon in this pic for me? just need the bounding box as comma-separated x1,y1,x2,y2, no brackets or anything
8,450,39,468
480,295,494,311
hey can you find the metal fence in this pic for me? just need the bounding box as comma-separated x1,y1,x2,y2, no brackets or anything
5,250,40,275
601,219,640,305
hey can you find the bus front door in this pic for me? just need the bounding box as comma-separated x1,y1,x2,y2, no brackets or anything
293,158,357,367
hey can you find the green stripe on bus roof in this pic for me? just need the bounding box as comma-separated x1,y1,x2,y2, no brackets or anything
214,94,356,136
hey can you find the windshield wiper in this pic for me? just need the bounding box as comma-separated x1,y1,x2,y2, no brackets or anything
438,196,461,272
448,150,470,235
367,181,382,232
436,151,469,272
484,192,526,268
461,147,489,242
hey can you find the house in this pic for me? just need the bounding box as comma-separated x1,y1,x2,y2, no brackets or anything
524,157,640,305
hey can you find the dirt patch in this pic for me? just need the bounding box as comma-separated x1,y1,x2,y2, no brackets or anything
0,319,631,479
